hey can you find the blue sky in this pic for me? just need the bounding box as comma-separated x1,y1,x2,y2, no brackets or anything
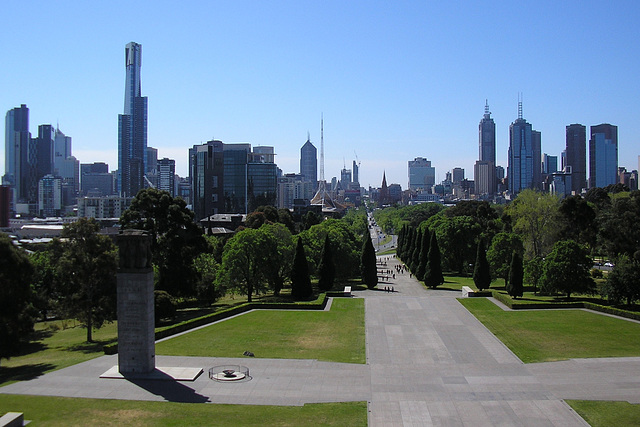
3,1,639,189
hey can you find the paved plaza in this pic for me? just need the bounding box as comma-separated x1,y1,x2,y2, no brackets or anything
2,255,640,425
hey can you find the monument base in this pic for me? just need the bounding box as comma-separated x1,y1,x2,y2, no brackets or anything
100,366,203,381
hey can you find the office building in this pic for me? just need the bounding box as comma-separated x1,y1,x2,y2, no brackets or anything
542,154,558,174
300,137,317,184
78,196,133,219
157,157,175,196
53,127,72,176
532,130,542,189
452,168,465,185
4,104,31,204
565,124,586,193
508,101,536,194
38,174,62,217
589,124,618,188
476,101,496,194
118,42,148,197
408,157,435,191
81,163,113,196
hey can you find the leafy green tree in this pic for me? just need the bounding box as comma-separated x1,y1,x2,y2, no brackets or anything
120,188,207,297
507,189,560,259
58,218,118,342
558,195,597,249
416,229,430,281
424,232,444,288
317,234,336,291
291,237,313,300
29,244,63,320
486,232,523,287
473,239,491,291
507,251,524,298
542,240,595,299
220,228,268,302
430,215,482,273
277,208,296,234
597,190,640,258
260,223,294,296
302,211,322,230
193,252,221,305
0,234,35,365
410,228,423,273
601,254,640,305
524,256,543,294
299,219,360,280
361,230,378,289
154,290,177,324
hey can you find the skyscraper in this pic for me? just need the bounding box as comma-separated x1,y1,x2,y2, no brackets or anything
589,123,618,188
565,124,586,193
508,100,535,195
408,157,435,191
300,137,317,184
4,104,30,204
157,157,175,196
118,42,148,197
53,126,72,176
532,130,542,190
476,101,496,194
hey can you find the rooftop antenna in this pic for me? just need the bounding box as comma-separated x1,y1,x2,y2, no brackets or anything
307,131,310,142
518,93,523,119
484,99,490,116
320,113,324,182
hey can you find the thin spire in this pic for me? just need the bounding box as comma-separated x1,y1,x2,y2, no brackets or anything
320,113,324,182
307,131,310,142
485,99,489,115
518,93,523,119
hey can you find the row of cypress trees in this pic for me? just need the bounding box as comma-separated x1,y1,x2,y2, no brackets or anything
397,225,444,288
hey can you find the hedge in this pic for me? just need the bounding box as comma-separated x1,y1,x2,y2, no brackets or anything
104,293,328,355
490,290,640,321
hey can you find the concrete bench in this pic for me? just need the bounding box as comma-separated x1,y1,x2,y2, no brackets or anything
0,412,26,427
343,286,352,297
461,286,475,298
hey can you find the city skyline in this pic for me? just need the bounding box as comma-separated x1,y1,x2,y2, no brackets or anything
2,2,639,189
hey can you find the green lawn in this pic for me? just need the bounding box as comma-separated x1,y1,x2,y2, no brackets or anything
459,298,640,363
0,394,366,427
156,298,366,364
567,400,640,427
0,320,118,386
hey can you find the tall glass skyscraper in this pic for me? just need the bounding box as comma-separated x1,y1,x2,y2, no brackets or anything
4,104,30,203
300,138,317,184
589,123,618,188
475,101,496,195
508,102,534,195
118,42,148,197
565,123,586,193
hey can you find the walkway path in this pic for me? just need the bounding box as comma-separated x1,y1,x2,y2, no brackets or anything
2,256,640,426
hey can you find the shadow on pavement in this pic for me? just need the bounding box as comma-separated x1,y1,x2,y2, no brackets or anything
127,370,210,403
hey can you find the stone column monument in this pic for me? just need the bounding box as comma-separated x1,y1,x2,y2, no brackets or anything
116,229,155,375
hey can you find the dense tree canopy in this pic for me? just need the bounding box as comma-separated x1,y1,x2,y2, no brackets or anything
473,239,491,291
317,234,336,292
120,188,207,297
429,215,481,273
601,254,640,305
220,228,268,302
507,189,560,259
0,234,35,364
542,240,595,299
597,191,640,258
507,251,524,298
423,231,444,288
291,237,313,300
58,218,118,342
486,232,523,286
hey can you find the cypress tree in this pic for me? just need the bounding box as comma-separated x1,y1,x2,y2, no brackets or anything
416,229,430,281
473,240,491,291
410,229,422,273
361,230,378,289
317,234,335,292
291,237,313,300
397,225,406,258
507,251,524,298
424,232,444,288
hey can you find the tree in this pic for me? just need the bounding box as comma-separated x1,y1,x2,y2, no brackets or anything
30,244,63,320
260,223,294,296
0,234,34,365
486,232,523,287
291,237,313,300
192,252,221,305
317,234,336,292
120,188,207,297
410,228,423,273
58,218,118,342
473,239,491,291
507,189,560,259
430,215,482,273
220,228,268,302
424,232,444,288
558,195,597,249
416,229,430,281
542,240,595,299
601,254,640,305
597,191,640,258
507,251,524,298
524,256,543,295
361,230,378,289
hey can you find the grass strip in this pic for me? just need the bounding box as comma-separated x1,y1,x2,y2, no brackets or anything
566,400,640,427
0,394,366,427
156,298,366,364
459,297,640,363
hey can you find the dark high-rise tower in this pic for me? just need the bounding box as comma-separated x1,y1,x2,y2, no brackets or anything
476,100,496,194
565,124,586,193
4,104,30,203
589,124,618,188
300,135,317,184
508,99,534,195
118,42,148,197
